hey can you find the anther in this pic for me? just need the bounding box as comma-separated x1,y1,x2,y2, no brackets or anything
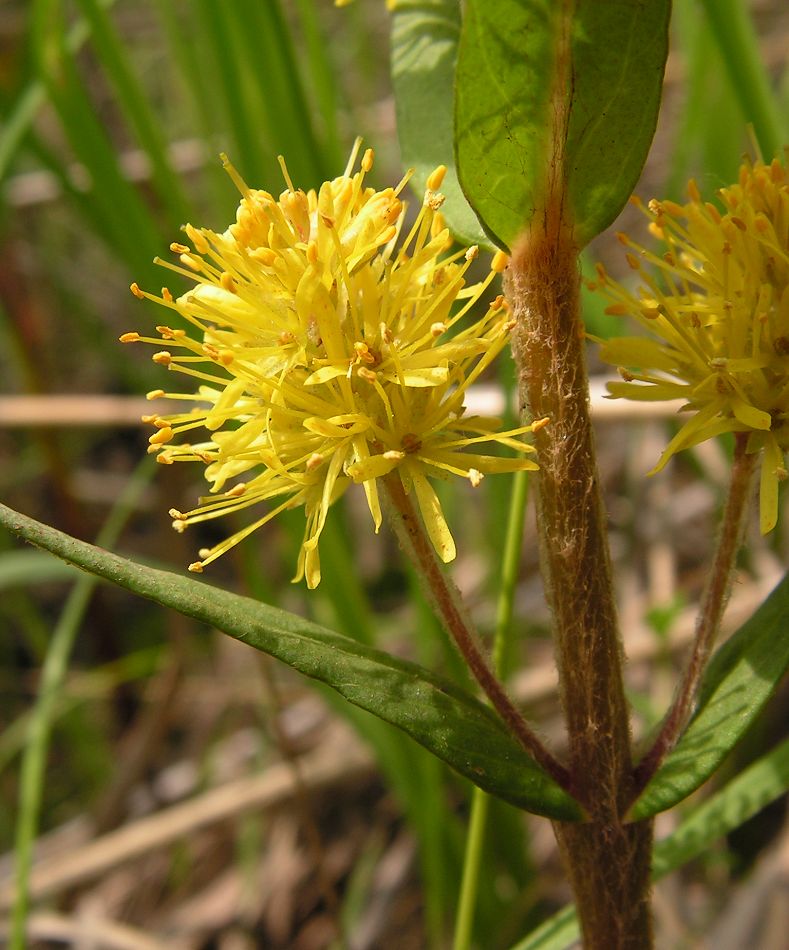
251,247,277,266
188,561,204,573
119,332,140,343
130,282,145,299
426,165,447,191
184,225,209,253
491,250,508,273
149,426,174,445
152,351,172,366
465,245,479,262
146,389,166,400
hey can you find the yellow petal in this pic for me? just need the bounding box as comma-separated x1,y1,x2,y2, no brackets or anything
759,438,783,534
399,367,450,387
730,398,771,431
347,453,402,482
411,470,456,562
304,365,347,385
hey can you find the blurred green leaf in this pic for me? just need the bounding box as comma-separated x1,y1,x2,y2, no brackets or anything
74,0,192,226
455,0,670,250
391,0,491,248
0,0,118,182
700,0,787,162
0,550,79,589
629,572,789,821
30,0,163,279
0,502,583,821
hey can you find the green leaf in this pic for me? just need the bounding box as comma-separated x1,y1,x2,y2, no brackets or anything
510,737,789,950
700,0,787,163
629,572,789,821
455,0,670,250
0,502,582,821
391,0,491,248
650,735,789,878
0,550,79,589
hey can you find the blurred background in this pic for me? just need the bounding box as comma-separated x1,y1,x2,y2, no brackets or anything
0,1,788,947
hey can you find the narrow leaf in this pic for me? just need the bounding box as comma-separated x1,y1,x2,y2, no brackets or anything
629,572,789,820
455,0,670,250
0,503,582,821
0,550,79,589
511,737,789,950
391,0,490,248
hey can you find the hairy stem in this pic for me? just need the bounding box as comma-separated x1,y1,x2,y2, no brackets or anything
632,434,756,796
382,472,572,794
506,207,652,948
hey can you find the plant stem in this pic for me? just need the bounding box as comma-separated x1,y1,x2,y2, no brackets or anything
453,468,530,950
632,434,756,796
382,472,572,794
505,207,652,948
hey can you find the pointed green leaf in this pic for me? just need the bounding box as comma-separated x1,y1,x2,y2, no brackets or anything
0,503,582,821
455,0,670,250
629,573,789,820
391,0,491,248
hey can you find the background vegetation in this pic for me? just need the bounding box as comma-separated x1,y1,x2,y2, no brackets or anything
1,1,788,947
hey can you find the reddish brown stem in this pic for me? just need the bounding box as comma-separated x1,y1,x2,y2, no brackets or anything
506,208,653,948
382,472,573,795
632,434,756,797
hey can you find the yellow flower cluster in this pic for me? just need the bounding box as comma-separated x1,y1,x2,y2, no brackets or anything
591,157,789,533
123,143,542,586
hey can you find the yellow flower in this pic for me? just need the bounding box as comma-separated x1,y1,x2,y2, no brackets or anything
123,142,542,586
590,156,789,534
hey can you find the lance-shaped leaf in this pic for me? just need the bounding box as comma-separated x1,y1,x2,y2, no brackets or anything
628,573,789,821
0,503,582,821
391,0,490,248
455,0,670,250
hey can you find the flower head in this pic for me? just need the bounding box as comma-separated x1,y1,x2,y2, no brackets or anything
123,142,542,586
590,156,789,533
